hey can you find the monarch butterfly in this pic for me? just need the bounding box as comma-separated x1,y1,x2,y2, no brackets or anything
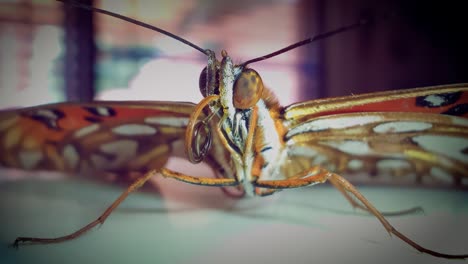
1,0,467,262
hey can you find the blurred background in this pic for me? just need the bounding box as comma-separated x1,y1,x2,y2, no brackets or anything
0,0,467,109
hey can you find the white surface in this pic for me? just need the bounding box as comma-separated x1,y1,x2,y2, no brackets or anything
0,172,467,264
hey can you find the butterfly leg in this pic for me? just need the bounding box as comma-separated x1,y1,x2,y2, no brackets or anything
12,168,238,247
255,167,468,259
159,167,238,186
327,173,468,259
185,94,220,163
328,178,423,216
11,169,158,247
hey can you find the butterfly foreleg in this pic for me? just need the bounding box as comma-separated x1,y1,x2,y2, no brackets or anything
254,165,329,189
159,167,238,186
12,168,238,247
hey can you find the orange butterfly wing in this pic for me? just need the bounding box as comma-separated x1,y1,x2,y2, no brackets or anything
281,84,468,187
0,101,195,176
284,83,468,120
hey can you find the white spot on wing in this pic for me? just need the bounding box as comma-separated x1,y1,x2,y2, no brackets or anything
321,140,372,155
112,124,157,136
288,146,319,157
96,107,112,116
430,167,453,183
423,95,445,107
19,150,42,169
450,116,468,127
287,115,381,138
74,124,100,138
100,139,138,168
314,155,328,165
36,109,58,119
145,117,189,127
377,159,411,170
63,144,79,169
373,121,432,133
412,135,468,163
348,159,363,170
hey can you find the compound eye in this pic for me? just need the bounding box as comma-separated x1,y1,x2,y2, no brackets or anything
198,66,209,97
233,69,264,109
198,66,219,97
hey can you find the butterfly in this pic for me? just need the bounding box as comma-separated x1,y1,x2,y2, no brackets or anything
1,0,467,260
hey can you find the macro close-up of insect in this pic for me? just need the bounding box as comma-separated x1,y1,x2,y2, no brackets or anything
0,1,467,264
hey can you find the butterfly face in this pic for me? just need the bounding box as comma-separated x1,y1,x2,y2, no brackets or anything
192,50,285,196
197,50,269,147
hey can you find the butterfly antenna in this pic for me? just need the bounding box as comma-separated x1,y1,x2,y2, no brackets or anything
56,0,209,56
241,12,393,66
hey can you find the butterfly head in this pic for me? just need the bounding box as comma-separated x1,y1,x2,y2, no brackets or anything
187,50,267,165
198,50,264,110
